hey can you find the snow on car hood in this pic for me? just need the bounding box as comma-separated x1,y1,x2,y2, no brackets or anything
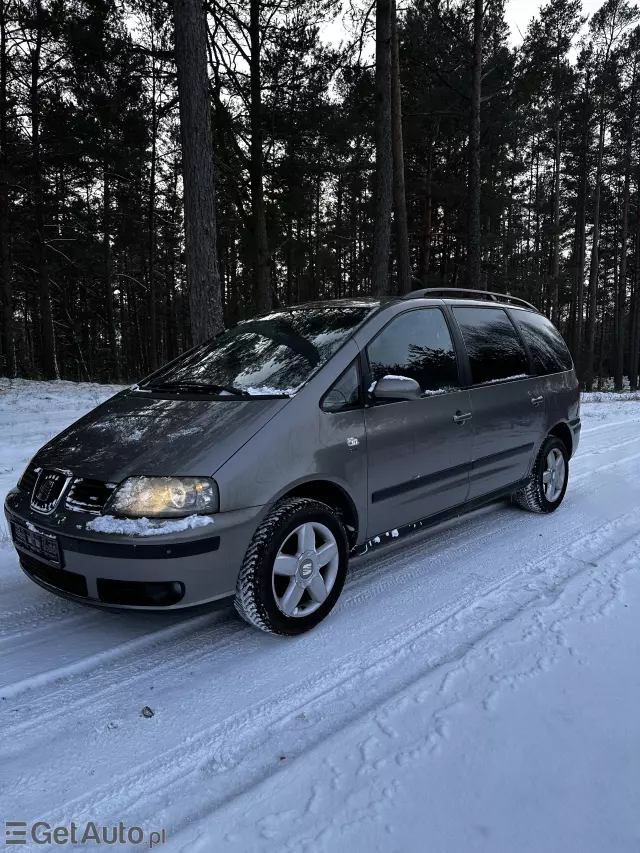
31,390,290,482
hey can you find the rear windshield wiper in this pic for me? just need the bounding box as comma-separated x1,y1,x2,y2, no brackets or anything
146,381,251,397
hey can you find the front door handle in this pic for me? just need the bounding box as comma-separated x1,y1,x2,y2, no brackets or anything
453,411,473,424
531,396,544,407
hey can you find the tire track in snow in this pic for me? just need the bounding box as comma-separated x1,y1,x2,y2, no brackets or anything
0,502,565,738
0,610,94,647
200,532,640,853
0,509,589,749
573,431,640,458
581,416,640,435
20,507,640,834
0,609,231,701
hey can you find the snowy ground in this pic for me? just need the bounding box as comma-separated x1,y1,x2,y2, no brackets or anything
1,379,639,851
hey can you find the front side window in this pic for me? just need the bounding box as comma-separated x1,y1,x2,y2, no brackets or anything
143,304,376,396
366,308,459,395
453,306,528,385
321,362,361,413
513,311,573,375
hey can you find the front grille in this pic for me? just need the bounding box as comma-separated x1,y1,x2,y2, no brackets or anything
66,479,115,515
18,462,40,494
20,554,88,598
31,470,69,513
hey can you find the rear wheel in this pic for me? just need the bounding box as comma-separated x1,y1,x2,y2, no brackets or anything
512,435,569,514
234,497,349,635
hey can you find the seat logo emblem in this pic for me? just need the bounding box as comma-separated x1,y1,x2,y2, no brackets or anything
31,470,68,513
299,560,314,579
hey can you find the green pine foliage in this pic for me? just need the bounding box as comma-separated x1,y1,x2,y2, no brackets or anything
0,0,639,388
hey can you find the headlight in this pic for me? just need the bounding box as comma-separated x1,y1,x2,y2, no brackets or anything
105,477,219,518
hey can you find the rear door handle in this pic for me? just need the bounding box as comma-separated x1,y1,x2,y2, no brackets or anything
531,396,544,407
453,411,473,424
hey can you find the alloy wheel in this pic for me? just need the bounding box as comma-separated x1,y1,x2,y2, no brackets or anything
542,447,566,502
271,522,340,617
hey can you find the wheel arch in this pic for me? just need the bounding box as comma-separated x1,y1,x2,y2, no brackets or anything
277,479,360,548
549,421,573,457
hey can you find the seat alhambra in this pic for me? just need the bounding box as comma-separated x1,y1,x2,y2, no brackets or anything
5,289,580,635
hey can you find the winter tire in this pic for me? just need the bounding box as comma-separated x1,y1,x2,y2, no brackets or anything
234,497,349,635
512,435,569,514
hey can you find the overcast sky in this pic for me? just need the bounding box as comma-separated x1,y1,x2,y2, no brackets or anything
505,0,607,42
323,0,613,49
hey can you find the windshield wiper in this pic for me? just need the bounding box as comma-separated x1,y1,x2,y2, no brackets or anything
146,381,251,397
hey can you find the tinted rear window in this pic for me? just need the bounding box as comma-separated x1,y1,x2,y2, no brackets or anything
453,306,528,385
513,311,573,375
145,305,375,395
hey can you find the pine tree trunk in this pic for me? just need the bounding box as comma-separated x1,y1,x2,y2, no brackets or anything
314,176,321,300
31,0,57,379
335,175,342,298
417,166,433,286
614,56,637,391
390,0,410,295
574,176,587,370
550,116,561,325
629,222,640,391
249,0,271,313
466,0,483,289
572,74,590,375
371,0,393,298
585,102,606,391
0,0,13,376
103,171,120,382
148,34,158,371
615,167,630,392
173,0,224,344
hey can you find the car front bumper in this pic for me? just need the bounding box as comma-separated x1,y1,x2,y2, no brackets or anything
4,488,265,610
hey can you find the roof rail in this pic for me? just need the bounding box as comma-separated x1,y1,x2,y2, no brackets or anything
402,287,539,312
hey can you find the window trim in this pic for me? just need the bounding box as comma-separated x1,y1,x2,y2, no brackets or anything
450,304,533,389
319,358,364,414
362,306,463,404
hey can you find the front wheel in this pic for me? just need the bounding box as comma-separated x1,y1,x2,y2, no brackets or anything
512,435,569,514
234,497,349,635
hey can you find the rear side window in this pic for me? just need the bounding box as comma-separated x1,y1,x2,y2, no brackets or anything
453,306,528,385
366,308,459,394
513,311,573,375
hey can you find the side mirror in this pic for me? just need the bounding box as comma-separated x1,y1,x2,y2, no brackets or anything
371,376,421,402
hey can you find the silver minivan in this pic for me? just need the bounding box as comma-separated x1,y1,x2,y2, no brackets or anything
5,289,580,635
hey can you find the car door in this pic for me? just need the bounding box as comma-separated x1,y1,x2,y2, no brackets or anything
509,307,576,435
450,305,545,501
364,307,473,538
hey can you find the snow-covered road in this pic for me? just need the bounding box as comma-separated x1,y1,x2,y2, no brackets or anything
1,380,639,851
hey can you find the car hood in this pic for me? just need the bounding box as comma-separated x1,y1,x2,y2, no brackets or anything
32,390,290,482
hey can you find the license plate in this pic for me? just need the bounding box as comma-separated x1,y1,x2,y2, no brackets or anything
12,522,61,564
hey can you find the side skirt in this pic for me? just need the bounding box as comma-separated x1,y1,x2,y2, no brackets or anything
353,479,528,557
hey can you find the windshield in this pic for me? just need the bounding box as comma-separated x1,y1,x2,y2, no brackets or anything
143,304,376,396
